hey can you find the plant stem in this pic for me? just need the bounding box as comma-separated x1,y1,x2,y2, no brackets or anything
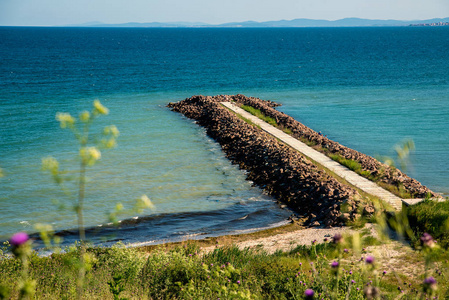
78,161,86,242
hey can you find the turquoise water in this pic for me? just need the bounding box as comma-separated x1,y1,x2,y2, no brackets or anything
0,27,448,243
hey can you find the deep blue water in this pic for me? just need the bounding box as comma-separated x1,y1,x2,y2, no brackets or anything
0,27,448,244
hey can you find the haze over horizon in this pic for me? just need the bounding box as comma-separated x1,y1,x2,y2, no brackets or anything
0,0,448,27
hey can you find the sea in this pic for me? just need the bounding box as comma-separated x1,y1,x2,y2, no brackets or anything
0,27,448,246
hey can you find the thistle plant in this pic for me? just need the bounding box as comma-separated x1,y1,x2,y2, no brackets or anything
9,232,35,300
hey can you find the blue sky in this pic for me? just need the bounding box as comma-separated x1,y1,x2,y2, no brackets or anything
0,0,448,26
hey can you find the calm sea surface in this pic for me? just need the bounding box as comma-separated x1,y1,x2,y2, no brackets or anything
0,27,448,244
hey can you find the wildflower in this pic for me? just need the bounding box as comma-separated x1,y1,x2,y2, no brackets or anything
344,248,349,253
10,232,29,247
56,112,75,129
312,239,317,244
237,280,241,284
80,146,101,166
10,232,30,258
423,276,437,292
103,125,120,137
93,99,109,115
304,289,314,299
351,280,356,284
365,255,375,264
79,111,90,122
136,194,155,212
331,261,339,269
421,233,437,248
332,233,343,244
382,271,387,275
42,157,59,176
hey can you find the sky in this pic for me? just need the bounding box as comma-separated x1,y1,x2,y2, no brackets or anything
0,0,448,26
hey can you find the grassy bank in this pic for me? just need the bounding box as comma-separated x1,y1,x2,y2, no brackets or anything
2,219,449,299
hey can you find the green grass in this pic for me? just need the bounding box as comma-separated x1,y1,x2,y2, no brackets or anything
329,154,365,174
2,232,449,299
241,105,278,127
378,181,412,199
406,199,449,249
329,154,413,199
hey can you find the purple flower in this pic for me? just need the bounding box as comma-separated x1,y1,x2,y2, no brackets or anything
344,248,349,253
365,255,375,264
331,261,339,269
304,289,314,299
237,280,241,284
383,271,387,275
10,232,29,247
332,233,343,244
421,233,436,248
351,280,356,284
423,276,437,291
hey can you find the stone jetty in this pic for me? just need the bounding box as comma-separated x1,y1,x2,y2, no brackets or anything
168,95,436,227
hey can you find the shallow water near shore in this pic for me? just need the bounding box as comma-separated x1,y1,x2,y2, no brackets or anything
0,27,448,243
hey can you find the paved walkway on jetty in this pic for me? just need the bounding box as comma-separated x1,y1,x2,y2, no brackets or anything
221,102,405,211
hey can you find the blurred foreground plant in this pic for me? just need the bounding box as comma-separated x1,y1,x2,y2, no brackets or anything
42,100,118,242
40,100,154,299
41,100,118,298
380,139,415,173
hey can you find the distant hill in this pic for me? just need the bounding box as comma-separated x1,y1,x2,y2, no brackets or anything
70,17,449,28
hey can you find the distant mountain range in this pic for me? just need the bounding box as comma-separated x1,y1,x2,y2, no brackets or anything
72,17,449,28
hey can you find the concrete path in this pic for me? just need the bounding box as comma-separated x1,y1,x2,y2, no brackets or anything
221,101,404,211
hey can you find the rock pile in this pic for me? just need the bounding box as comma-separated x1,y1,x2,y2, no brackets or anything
168,95,366,227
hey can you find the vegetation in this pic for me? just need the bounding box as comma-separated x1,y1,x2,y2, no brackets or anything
1,224,449,299
329,154,372,178
406,199,449,249
241,105,278,127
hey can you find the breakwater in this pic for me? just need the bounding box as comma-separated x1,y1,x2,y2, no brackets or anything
168,95,436,227
230,95,436,199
